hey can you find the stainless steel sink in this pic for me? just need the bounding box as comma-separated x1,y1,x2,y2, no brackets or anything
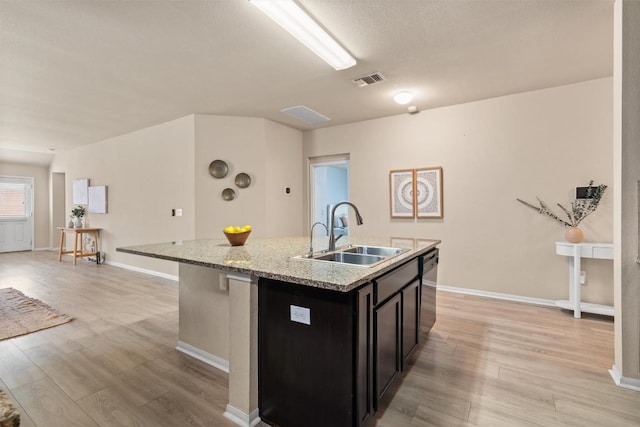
294,245,408,267
341,245,408,257
313,251,385,265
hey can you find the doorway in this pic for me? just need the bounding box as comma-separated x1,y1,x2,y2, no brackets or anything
0,176,34,252
309,155,350,236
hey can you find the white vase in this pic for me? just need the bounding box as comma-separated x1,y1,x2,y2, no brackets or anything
74,218,83,228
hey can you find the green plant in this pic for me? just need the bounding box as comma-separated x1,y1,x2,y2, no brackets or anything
71,205,86,219
517,181,607,227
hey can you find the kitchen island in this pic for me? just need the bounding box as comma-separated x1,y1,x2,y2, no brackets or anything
117,236,440,427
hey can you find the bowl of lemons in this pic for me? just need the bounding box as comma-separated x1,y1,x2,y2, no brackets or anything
223,225,252,246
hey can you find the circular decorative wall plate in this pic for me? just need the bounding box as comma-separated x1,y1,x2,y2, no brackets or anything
209,160,229,178
235,172,251,189
222,188,236,201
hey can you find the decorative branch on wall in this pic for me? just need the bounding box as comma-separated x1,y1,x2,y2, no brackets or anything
389,166,443,219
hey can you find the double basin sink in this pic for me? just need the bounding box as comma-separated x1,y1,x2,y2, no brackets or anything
296,245,409,267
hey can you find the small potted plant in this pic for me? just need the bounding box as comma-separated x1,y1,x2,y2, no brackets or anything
71,205,86,228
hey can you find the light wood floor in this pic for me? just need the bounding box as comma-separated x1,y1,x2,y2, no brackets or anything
0,251,637,427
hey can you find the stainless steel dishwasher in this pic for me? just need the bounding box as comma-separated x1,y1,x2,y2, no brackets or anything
421,248,439,334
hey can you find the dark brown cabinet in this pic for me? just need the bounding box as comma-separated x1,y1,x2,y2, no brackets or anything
401,279,420,366
372,257,420,408
357,284,374,425
258,249,438,427
258,279,355,427
374,293,401,404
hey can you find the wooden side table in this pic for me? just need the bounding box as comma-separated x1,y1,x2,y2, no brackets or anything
58,227,102,265
555,241,614,318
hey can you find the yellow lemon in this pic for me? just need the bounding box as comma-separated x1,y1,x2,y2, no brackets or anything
233,226,242,233
243,225,252,231
224,226,235,233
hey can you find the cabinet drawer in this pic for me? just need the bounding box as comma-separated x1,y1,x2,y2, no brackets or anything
593,246,613,259
375,258,419,305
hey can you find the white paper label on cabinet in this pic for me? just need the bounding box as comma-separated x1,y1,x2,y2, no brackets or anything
290,305,311,325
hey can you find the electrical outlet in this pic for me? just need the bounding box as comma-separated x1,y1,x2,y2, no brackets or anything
580,270,586,285
172,208,183,217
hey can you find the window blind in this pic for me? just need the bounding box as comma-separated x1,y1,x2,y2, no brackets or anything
0,182,27,217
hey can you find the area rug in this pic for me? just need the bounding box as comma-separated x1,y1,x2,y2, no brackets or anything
0,287,73,341
0,388,20,427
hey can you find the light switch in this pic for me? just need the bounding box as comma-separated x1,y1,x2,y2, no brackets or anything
290,305,311,325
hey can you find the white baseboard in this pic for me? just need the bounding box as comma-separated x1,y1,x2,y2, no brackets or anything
223,404,261,427
106,260,178,282
610,364,640,392
176,341,229,373
435,282,556,307
35,247,57,251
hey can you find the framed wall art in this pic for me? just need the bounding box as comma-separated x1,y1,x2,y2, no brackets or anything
415,166,443,218
88,185,108,214
73,178,89,205
389,169,415,218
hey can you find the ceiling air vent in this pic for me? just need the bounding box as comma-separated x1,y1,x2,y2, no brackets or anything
352,72,385,87
281,105,331,124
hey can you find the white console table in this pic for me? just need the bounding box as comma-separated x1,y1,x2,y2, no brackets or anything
555,242,614,318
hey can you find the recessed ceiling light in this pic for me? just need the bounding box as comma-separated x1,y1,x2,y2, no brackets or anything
393,91,413,105
250,0,356,70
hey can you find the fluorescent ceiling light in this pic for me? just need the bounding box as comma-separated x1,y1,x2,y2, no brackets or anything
250,0,356,70
393,91,413,105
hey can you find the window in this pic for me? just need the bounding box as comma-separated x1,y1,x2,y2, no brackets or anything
0,182,27,217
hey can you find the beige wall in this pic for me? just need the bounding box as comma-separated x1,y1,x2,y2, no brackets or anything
304,78,614,302
264,119,304,237
0,161,50,249
194,115,304,239
48,114,303,275
179,263,229,360
50,115,197,276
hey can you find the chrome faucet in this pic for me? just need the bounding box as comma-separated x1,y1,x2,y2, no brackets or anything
307,222,328,258
328,201,364,252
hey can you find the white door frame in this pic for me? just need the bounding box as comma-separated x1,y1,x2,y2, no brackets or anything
308,154,350,230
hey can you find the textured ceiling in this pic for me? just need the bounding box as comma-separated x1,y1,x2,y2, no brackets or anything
0,0,613,165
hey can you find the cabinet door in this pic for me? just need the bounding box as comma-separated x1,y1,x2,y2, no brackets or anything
374,293,401,407
402,280,420,366
357,284,374,426
258,278,354,427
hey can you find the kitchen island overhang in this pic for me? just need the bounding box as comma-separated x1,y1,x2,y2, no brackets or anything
117,236,439,292
117,236,440,427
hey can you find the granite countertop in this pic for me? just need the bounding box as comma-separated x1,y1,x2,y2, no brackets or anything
117,236,440,292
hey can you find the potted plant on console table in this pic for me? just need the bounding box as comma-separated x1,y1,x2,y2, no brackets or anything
71,205,86,228
517,180,607,243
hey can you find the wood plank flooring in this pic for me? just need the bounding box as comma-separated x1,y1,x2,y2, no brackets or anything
0,250,637,426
